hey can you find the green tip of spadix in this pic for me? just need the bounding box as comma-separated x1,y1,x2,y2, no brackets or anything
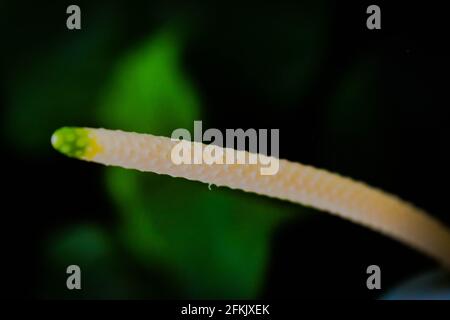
51,127,92,159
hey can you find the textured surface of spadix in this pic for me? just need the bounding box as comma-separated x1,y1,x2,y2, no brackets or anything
51,127,450,268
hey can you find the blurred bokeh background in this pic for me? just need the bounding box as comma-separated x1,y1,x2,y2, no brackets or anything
2,1,449,299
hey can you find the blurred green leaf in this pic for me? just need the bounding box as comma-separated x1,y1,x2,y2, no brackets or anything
106,168,291,298
96,28,199,135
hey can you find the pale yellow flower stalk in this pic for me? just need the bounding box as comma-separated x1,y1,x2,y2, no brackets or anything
51,127,450,268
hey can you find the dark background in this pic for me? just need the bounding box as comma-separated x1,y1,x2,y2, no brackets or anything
2,1,449,299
